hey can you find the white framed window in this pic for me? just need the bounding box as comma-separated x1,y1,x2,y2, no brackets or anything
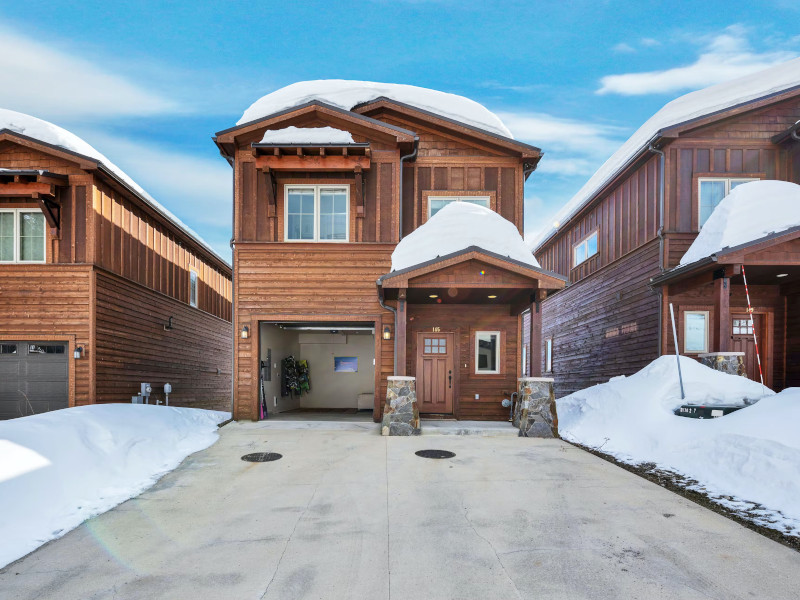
189,268,198,308
0,209,46,263
683,310,709,353
475,331,500,374
698,177,758,227
284,185,349,242
544,338,553,373
573,231,598,267
428,195,490,218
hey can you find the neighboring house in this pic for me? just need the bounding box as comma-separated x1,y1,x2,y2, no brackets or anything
0,110,232,419
532,58,800,397
214,81,565,421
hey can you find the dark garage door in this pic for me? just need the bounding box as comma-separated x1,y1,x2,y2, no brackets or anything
0,342,68,420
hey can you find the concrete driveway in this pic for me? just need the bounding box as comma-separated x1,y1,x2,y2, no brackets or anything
2,422,799,600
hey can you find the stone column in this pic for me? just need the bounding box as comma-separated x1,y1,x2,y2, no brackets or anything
517,377,558,438
381,376,420,436
698,352,746,377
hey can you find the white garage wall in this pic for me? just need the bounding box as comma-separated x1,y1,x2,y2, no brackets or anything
299,333,375,409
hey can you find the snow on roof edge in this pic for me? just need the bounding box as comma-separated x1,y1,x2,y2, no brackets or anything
531,57,800,251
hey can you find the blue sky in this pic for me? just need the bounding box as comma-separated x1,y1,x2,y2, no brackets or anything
2,1,799,260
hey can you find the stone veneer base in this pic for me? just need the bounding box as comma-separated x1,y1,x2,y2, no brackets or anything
698,352,747,377
381,376,420,436
517,377,559,438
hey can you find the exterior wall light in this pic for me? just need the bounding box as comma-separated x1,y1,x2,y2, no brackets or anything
74,346,84,359
382,325,392,340
241,325,250,339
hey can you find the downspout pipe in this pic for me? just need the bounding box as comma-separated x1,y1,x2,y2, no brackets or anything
398,138,419,241
377,284,398,374
229,164,236,418
648,142,666,358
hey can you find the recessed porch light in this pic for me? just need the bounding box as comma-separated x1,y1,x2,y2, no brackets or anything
487,295,497,299
429,294,439,298
777,273,789,278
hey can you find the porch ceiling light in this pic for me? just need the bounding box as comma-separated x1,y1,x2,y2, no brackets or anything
487,295,497,299
777,273,789,278
429,294,438,298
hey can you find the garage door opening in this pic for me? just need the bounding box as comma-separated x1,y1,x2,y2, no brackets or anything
0,341,68,420
258,322,376,419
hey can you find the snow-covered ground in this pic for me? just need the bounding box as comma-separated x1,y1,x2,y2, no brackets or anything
0,405,229,568
558,356,800,536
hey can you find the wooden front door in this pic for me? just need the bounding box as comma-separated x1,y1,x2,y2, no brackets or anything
416,332,454,414
731,314,767,385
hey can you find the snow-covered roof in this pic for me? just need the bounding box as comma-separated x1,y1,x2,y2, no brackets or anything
258,125,356,145
533,56,800,250
390,202,541,272
0,108,228,267
680,180,800,265
238,80,513,139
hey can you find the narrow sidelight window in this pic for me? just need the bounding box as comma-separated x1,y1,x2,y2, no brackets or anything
0,209,46,263
475,331,500,374
683,310,709,353
285,185,349,242
189,269,198,307
544,338,553,373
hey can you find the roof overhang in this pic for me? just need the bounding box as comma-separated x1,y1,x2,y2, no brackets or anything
251,141,372,171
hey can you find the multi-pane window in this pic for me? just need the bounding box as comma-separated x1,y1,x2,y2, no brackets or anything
698,178,758,227
285,186,349,241
732,318,753,335
428,196,490,218
684,311,709,353
189,269,198,307
573,231,598,267
423,337,447,354
475,331,500,374
0,210,46,263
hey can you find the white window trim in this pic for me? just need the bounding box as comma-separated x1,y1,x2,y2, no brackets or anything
0,208,47,264
427,195,491,219
475,330,501,374
189,268,199,308
572,230,598,268
283,184,350,242
683,310,710,354
697,177,759,227
544,337,553,373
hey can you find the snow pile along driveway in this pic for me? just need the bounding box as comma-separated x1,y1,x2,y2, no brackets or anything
558,356,800,535
0,404,229,568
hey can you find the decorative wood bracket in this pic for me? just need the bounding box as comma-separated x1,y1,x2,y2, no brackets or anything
354,165,364,217
263,168,277,218
35,193,61,234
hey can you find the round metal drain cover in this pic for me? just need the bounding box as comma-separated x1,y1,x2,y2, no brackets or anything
241,452,282,462
415,449,455,459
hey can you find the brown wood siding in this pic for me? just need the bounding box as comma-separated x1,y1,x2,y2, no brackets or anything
0,265,92,406
94,269,231,409
786,290,800,388
541,240,661,397
406,304,518,420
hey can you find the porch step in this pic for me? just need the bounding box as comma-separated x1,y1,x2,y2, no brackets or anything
420,420,518,436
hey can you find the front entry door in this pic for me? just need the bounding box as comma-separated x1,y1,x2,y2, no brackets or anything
416,332,454,414
731,314,767,385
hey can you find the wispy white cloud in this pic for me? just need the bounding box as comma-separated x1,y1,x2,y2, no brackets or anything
0,27,178,120
597,25,797,96
639,37,661,48
479,81,543,93
612,42,636,54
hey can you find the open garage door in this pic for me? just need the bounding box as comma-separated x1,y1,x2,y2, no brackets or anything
258,322,375,417
0,342,68,419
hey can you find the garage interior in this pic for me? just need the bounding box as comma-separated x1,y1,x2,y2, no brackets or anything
258,322,376,417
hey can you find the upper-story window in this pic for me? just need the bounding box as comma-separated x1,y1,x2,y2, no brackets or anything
285,185,349,242
189,268,198,307
428,195,490,218
0,209,46,263
573,231,598,267
698,177,758,227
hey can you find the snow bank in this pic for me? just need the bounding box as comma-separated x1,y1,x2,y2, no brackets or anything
680,180,800,265
238,80,512,138
0,108,226,264
0,404,228,567
390,202,540,272
259,125,355,145
532,56,800,249
558,356,800,533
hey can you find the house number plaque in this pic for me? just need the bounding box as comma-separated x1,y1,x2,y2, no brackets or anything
432,327,441,332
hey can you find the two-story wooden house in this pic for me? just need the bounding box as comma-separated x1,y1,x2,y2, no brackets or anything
0,109,232,418
533,58,800,396
214,81,565,421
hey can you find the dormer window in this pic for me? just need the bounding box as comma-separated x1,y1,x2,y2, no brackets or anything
285,185,349,242
0,209,46,263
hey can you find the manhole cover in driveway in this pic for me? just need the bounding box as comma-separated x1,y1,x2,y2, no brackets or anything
415,449,455,459
241,452,282,462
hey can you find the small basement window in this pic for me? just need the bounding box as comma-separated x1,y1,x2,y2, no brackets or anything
0,209,46,263
573,231,598,267
683,311,709,353
285,185,349,242
189,269,198,307
698,177,758,226
428,195,490,218
475,331,500,374
544,338,553,373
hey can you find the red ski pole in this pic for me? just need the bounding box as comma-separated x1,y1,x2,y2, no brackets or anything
740,265,764,386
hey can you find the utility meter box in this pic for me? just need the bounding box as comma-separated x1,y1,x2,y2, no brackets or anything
164,383,172,394
141,383,152,396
